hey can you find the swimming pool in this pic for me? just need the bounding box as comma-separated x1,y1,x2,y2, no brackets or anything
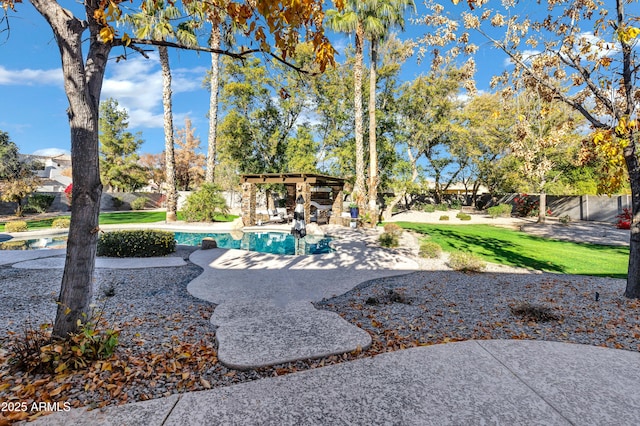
175,231,333,255
0,231,334,256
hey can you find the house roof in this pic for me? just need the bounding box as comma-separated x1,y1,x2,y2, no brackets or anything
240,173,345,187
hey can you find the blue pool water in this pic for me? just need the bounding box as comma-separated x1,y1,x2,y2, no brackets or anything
0,231,333,256
175,232,333,255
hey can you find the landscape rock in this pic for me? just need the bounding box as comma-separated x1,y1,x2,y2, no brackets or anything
201,238,218,249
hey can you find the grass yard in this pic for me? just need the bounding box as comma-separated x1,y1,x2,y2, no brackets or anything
0,211,237,232
395,222,629,279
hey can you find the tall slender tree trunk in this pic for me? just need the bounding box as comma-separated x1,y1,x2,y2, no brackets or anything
383,147,419,220
624,130,640,298
32,0,110,338
368,39,378,214
617,0,640,299
160,45,178,222
205,24,220,183
538,190,547,223
353,22,366,207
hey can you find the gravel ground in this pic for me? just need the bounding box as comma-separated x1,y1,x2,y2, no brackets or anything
1,227,640,421
316,270,640,353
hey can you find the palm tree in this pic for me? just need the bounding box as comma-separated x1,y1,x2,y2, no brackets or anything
195,3,230,184
362,0,414,214
127,1,197,221
328,1,414,211
326,4,366,207
205,22,221,183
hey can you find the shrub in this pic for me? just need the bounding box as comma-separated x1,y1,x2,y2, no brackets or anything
513,194,552,217
560,215,571,226
112,197,124,208
487,204,512,218
616,208,631,229
51,217,71,228
23,194,55,213
419,241,442,258
0,240,28,250
361,212,375,227
97,229,176,257
5,220,28,232
439,215,449,221
450,200,462,210
448,251,486,272
436,203,449,211
421,204,435,213
130,196,148,210
7,309,119,374
64,183,73,205
379,232,399,248
383,223,403,236
456,212,471,221
182,183,229,222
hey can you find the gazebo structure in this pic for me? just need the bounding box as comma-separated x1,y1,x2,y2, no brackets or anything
240,173,346,226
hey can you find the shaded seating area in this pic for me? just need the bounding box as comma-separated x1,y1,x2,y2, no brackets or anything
255,207,292,224
310,201,332,225
240,173,346,227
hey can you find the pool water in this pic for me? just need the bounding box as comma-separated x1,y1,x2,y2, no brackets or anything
175,232,333,255
0,231,333,256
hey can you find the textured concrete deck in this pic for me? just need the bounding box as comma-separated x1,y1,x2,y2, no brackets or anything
5,223,640,424
187,226,418,369
32,340,640,425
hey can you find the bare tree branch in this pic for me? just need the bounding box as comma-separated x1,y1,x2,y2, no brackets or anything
556,48,617,120
120,37,318,75
477,27,609,129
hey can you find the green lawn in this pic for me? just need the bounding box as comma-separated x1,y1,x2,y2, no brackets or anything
0,211,237,232
395,222,629,279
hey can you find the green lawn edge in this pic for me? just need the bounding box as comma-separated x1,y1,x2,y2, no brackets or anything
395,222,629,279
0,211,238,232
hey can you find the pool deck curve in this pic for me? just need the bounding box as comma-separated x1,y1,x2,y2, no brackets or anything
4,221,640,425
187,225,418,368
1,224,419,368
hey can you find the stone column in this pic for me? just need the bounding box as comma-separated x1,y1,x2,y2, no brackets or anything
296,182,311,224
286,184,296,213
241,182,256,226
330,185,344,225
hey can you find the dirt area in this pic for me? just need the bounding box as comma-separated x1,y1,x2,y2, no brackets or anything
386,210,531,228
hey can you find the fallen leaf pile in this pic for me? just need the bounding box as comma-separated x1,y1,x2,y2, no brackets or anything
2,260,639,423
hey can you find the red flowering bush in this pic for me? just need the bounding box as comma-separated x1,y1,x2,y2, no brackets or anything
513,194,552,217
616,208,631,229
64,183,73,205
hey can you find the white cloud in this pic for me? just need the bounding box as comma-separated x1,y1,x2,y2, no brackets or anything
0,65,62,86
173,66,209,93
126,108,164,129
32,147,69,156
576,32,621,59
503,49,541,67
503,32,621,68
102,53,207,129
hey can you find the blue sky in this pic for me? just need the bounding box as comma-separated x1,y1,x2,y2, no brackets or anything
0,2,516,157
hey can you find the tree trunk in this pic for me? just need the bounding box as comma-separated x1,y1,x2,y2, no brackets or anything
205,24,220,184
624,130,640,298
538,191,547,223
160,45,178,222
382,190,405,221
617,0,640,299
383,147,419,220
433,178,442,205
353,22,366,207
31,1,110,338
367,38,378,214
